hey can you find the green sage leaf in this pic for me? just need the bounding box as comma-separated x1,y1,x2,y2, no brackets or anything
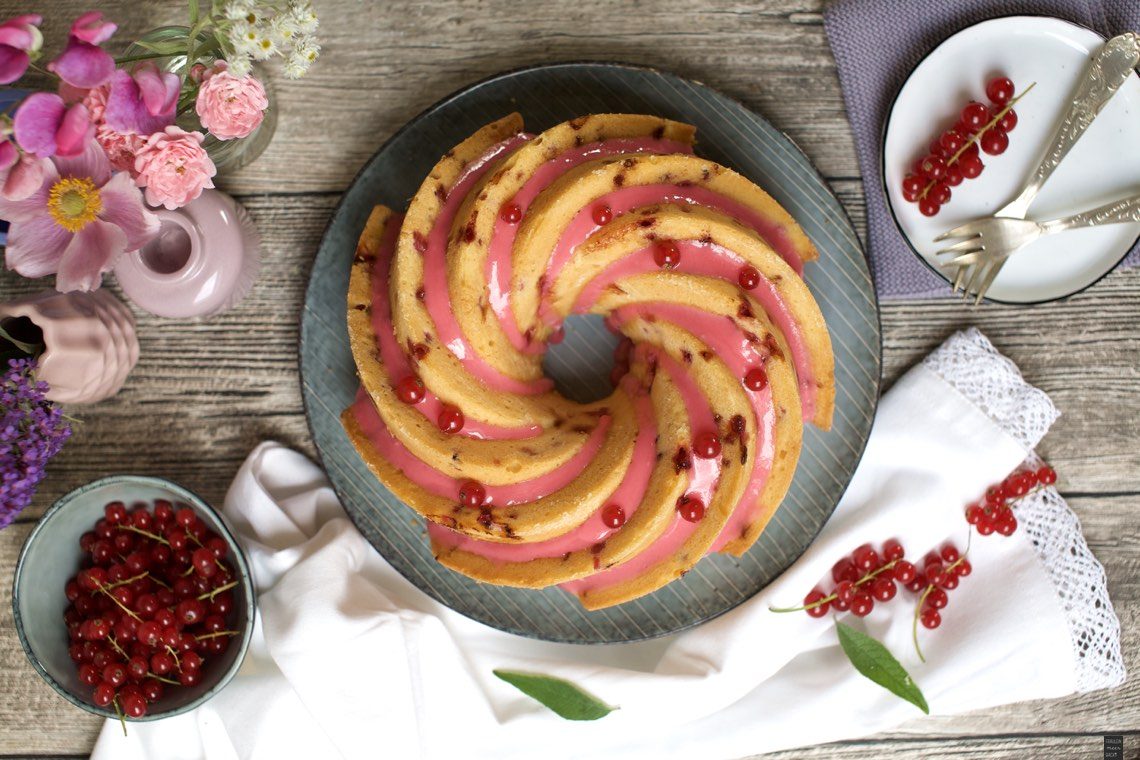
835,622,929,714
0,322,39,357
493,669,617,721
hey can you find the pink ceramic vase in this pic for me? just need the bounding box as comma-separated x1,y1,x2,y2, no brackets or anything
0,289,139,404
113,189,261,319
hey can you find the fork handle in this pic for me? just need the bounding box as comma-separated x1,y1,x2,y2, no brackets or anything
999,32,1140,219
1041,194,1140,233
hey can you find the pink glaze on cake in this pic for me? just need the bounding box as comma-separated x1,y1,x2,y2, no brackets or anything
426,373,657,562
570,239,817,422
611,303,780,552
350,388,612,506
560,350,721,595
369,214,540,439
486,138,693,354
419,133,554,395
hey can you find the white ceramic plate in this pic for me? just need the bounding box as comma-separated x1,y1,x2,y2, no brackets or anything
883,16,1140,303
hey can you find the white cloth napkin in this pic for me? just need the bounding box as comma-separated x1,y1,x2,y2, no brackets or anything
93,329,1124,760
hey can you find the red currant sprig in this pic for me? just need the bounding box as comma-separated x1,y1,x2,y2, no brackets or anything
771,540,907,619
911,543,971,662
900,78,1036,217
964,464,1057,537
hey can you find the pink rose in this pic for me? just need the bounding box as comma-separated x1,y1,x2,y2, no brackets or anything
96,123,145,173
194,62,268,140
133,126,216,210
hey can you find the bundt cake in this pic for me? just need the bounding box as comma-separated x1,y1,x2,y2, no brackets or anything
341,113,834,610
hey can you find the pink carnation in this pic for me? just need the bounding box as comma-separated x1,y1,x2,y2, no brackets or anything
133,126,216,210
82,83,109,123
194,63,268,140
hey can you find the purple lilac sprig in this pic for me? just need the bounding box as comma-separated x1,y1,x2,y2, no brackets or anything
1,357,71,527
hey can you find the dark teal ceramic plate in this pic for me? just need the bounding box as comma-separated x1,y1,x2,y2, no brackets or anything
300,62,881,643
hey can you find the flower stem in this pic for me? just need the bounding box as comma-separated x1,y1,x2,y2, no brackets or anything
114,52,172,65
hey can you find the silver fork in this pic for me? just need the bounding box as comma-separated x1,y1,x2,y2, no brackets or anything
936,193,1140,279
939,32,1140,303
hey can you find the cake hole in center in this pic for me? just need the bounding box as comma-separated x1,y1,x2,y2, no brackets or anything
139,222,193,275
541,313,621,404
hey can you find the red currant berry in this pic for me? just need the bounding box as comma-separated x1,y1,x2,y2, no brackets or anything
851,592,874,617
154,499,174,523
677,495,705,523
179,668,202,687
693,432,721,459
943,162,963,187
104,501,127,525
92,682,116,707
591,205,613,225
126,656,148,682
835,579,856,605
831,594,851,612
965,504,984,525
917,154,946,180
499,202,522,224
457,480,485,508
893,560,917,584
980,128,1009,156
920,608,942,629
743,367,768,392
142,679,164,703
918,197,941,217
804,588,829,618
986,77,1015,105
871,577,897,602
78,663,100,685
832,558,859,584
175,507,196,529
930,181,951,205
998,108,1017,132
103,663,127,688
737,265,761,290
150,651,175,676
1037,465,1057,485
852,544,879,572
653,240,681,269
601,504,626,529
996,512,1018,536
437,405,464,434
939,572,960,590
940,545,960,563
955,559,972,577
121,691,147,718
958,153,985,179
901,173,924,202
960,101,991,132
395,376,426,404
926,587,949,609
939,129,966,154
882,539,905,562
176,599,205,626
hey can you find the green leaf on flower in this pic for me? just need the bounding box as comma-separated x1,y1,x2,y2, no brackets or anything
0,321,41,358
493,669,618,721
835,622,929,714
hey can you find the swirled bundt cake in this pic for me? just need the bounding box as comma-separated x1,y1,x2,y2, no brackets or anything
342,113,834,610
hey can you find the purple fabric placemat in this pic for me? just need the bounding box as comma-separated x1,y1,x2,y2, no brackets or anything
823,0,1140,299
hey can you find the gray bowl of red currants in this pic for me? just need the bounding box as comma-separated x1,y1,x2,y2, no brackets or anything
12,475,255,721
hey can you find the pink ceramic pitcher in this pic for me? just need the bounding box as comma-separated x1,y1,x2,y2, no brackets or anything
0,289,139,404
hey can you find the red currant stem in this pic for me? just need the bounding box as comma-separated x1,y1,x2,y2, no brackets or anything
180,564,197,577
918,81,1037,200
94,582,142,622
103,571,149,591
187,530,224,569
164,645,181,669
197,579,237,602
149,574,172,591
113,697,127,736
147,672,180,685
106,635,128,659
769,559,899,613
115,524,169,546
912,585,934,664
194,629,240,641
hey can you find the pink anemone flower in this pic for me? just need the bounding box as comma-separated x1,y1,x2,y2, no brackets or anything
0,139,158,292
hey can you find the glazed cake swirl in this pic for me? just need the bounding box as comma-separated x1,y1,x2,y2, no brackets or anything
342,113,834,610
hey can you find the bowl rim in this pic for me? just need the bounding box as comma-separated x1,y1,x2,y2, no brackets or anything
11,474,257,721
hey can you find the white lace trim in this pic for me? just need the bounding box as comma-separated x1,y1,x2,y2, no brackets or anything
922,328,1125,693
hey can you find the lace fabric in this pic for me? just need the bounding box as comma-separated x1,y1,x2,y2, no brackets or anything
922,328,1125,692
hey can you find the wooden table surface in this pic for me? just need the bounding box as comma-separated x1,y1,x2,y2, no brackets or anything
1,1,1137,757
